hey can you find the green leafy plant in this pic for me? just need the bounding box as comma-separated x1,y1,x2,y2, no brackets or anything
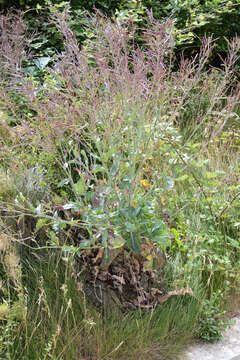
195,290,232,342
0,7,240,359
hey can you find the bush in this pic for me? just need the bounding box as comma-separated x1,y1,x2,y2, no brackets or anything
0,7,240,358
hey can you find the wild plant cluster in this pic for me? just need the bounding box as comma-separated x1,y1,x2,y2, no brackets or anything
0,6,240,359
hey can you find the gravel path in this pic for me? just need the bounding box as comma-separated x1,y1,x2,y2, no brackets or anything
180,316,240,360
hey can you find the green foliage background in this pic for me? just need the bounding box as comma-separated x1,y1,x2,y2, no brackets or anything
1,0,240,68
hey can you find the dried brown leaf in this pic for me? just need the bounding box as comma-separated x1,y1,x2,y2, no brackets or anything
132,257,140,273
151,288,163,296
111,275,125,285
97,271,108,281
93,248,105,264
159,285,194,304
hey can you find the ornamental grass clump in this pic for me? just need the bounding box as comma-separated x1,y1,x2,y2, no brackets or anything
0,5,240,359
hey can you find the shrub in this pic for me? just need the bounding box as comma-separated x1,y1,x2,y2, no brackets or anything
0,7,240,358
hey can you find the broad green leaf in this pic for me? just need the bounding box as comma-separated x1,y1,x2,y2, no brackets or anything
127,233,141,253
152,234,171,250
24,66,38,76
151,221,166,234
102,229,108,248
33,57,51,70
120,206,139,220
125,222,137,232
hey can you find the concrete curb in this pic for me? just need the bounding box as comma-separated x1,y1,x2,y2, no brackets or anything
180,316,240,360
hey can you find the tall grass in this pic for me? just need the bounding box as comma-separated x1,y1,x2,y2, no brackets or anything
2,248,202,360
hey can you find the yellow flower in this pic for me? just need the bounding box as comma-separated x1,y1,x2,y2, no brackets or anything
140,179,151,190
